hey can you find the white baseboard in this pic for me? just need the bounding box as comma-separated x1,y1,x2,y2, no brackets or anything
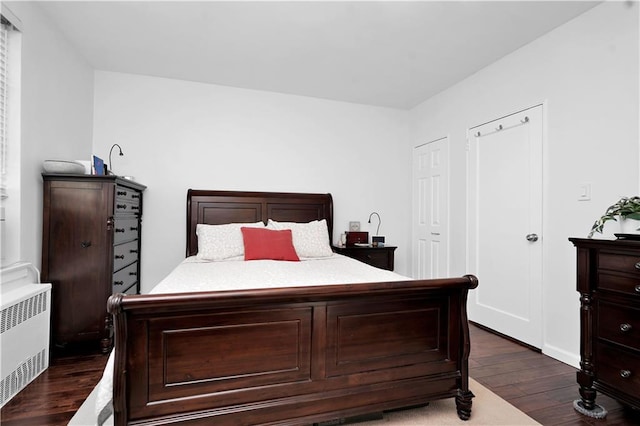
543,343,580,369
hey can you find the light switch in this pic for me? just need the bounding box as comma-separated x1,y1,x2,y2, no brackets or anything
578,183,591,201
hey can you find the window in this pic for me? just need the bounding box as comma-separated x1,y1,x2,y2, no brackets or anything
1,9,21,266
1,17,9,183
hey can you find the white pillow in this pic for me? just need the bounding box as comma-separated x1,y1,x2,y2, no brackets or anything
196,222,264,261
267,219,333,258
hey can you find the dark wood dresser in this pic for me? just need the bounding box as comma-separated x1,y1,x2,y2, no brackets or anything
569,238,640,416
41,174,146,353
333,245,397,271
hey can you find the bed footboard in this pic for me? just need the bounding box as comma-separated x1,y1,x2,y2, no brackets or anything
108,276,478,425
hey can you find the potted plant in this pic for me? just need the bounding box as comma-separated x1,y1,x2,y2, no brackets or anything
588,196,640,238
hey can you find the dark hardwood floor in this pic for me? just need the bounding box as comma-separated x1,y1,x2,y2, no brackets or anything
1,324,639,425
0,343,109,426
468,325,639,425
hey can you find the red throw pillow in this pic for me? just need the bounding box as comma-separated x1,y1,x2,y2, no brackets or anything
241,227,300,261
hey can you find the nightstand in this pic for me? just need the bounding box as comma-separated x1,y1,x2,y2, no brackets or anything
333,245,397,271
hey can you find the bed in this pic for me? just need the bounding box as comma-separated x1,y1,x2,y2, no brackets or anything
105,189,478,425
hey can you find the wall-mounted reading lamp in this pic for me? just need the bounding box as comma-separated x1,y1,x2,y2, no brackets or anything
109,143,124,175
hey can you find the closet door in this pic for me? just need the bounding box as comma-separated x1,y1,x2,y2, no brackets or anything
44,180,112,347
467,105,543,348
413,137,449,279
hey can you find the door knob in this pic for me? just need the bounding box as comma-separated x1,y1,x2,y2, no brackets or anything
526,233,539,242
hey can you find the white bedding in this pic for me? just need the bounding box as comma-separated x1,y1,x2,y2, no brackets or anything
151,254,406,294
94,254,407,424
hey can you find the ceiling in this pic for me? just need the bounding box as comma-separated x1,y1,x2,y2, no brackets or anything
36,1,600,110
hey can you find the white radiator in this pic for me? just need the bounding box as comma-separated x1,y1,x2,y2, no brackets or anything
0,262,51,408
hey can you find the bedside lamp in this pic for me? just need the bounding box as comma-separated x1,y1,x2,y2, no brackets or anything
368,212,385,247
108,143,124,175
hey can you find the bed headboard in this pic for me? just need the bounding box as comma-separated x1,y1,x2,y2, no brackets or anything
186,189,334,257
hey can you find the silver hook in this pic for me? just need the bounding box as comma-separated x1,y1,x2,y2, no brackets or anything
521,116,529,124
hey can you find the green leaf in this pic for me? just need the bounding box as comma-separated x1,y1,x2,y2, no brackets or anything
588,195,640,237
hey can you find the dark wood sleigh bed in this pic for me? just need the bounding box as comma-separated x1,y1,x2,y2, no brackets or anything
107,190,478,425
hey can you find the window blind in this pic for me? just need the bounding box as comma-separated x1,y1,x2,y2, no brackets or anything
0,19,8,179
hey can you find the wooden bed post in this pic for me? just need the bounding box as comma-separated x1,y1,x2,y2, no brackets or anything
107,293,127,426
456,274,479,420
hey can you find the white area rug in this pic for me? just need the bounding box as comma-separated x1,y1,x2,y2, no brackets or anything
70,377,539,425
358,378,540,425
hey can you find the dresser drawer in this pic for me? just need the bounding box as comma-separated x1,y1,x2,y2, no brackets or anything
598,272,640,297
597,344,640,398
114,199,141,216
122,283,138,295
113,262,138,293
334,246,396,271
115,186,142,204
113,240,139,272
598,251,640,275
350,250,386,265
598,301,640,351
114,218,140,244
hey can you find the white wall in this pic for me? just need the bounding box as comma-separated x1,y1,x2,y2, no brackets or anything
5,2,94,268
408,2,639,366
92,72,411,291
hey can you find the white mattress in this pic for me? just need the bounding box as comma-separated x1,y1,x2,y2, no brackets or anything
94,254,407,424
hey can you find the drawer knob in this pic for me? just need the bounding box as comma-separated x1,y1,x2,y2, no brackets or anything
130,249,138,254
635,262,640,270
620,369,632,379
114,280,124,285
129,271,137,276
636,285,640,293
117,204,127,209
115,254,124,260
526,233,539,242
117,191,127,196
620,323,632,332
115,228,125,233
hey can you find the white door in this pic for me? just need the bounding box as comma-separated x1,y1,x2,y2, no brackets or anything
413,137,449,279
467,105,543,349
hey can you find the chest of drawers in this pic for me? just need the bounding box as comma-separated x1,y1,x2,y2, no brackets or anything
569,238,640,415
41,174,146,353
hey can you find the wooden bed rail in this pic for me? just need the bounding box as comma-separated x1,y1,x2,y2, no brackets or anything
108,275,478,313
